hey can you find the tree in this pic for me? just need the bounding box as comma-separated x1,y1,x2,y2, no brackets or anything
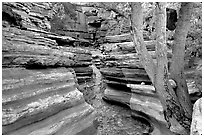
130,2,194,134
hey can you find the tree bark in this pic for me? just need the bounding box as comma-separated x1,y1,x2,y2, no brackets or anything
130,2,156,84
170,2,193,118
154,2,191,134
130,2,193,134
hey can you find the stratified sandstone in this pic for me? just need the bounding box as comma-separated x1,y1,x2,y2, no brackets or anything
3,2,53,30
99,33,171,134
2,27,97,133
2,2,97,135
2,68,97,135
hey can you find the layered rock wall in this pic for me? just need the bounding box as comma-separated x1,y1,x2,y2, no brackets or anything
98,34,172,134
2,2,97,135
2,68,96,135
3,2,53,30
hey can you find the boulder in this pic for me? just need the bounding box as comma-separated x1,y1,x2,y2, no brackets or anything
190,98,202,135
2,68,97,135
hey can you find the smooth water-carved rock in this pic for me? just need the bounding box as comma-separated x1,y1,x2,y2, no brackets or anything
102,83,174,135
129,84,165,123
103,84,166,123
2,68,97,135
190,98,202,135
2,2,97,134
3,26,95,103
99,34,174,134
2,0,96,105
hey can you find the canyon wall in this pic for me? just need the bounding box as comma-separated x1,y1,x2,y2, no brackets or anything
2,2,97,135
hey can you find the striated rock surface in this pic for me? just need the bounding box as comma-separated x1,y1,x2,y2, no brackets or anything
2,27,92,69
128,84,165,123
3,20,95,104
2,2,97,135
101,67,151,85
190,98,202,135
99,38,172,87
2,29,96,134
2,68,97,135
99,33,173,134
3,2,54,30
103,84,165,124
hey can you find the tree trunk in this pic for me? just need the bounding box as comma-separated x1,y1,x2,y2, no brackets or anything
130,2,156,83
169,2,193,118
130,2,193,134
154,2,192,134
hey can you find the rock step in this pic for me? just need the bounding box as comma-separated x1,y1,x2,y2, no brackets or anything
100,67,148,77
103,84,166,125
74,66,93,75
104,76,150,85
102,52,172,61
103,33,132,43
77,76,93,84
103,86,131,106
2,68,96,135
100,67,151,85
127,84,156,95
100,40,173,53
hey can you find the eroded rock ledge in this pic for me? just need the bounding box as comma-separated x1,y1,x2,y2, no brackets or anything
2,2,97,135
2,68,97,135
98,33,175,134
99,33,201,135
